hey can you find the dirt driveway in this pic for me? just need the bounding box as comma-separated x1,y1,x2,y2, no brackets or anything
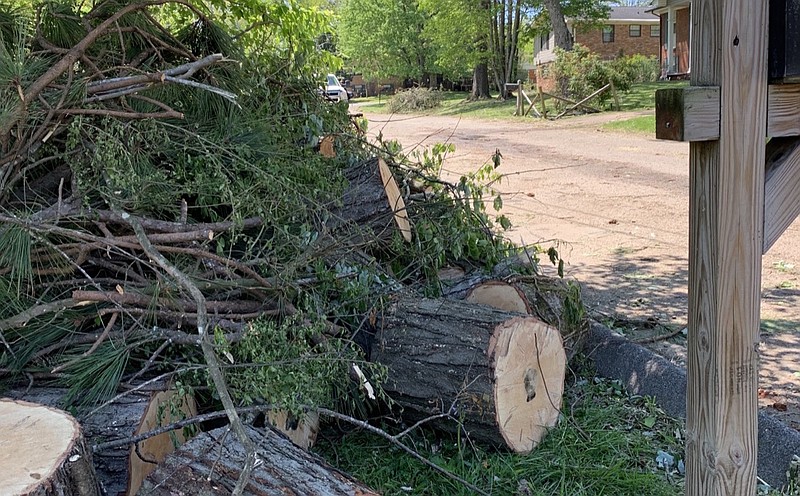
357,105,800,428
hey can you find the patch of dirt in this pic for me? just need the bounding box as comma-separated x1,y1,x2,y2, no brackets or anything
356,105,800,430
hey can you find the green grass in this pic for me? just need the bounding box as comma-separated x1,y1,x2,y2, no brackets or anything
314,374,685,496
615,80,688,111
602,115,656,135
354,80,690,121
355,91,519,119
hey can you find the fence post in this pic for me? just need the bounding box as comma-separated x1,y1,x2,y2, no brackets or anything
685,0,767,494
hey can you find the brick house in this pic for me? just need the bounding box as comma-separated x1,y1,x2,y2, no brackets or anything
651,0,691,78
531,7,660,66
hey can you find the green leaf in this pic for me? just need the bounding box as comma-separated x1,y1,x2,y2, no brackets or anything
643,416,656,428
493,195,503,211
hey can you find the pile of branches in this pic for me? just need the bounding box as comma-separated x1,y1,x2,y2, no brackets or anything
0,0,518,410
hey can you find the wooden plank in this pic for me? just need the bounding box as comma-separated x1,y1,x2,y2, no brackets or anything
656,84,800,140
764,138,800,253
655,86,720,141
768,85,800,136
685,0,766,494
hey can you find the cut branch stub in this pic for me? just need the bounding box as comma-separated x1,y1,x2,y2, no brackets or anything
0,398,100,496
372,297,566,453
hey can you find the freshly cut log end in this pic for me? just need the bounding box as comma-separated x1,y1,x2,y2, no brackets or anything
372,297,566,453
0,398,100,496
267,409,320,450
489,318,566,452
465,280,531,314
377,157,411,242
128,389,197,496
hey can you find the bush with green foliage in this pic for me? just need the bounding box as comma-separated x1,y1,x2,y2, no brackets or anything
387,87,444,113
610,54,660,85
550,45,659,105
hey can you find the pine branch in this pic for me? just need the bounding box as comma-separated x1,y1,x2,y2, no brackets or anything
121,209,258,496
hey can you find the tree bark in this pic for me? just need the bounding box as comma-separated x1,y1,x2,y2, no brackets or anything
441,275,589,363
542,0,574,51
371,296,566,453
138,425,379,495
7,386,195,496
471,62,491,99
328,156,411,245
0,398,101,496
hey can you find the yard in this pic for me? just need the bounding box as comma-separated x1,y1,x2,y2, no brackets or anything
347,95,800,493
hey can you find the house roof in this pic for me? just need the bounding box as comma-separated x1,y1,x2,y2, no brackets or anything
607,6,660,22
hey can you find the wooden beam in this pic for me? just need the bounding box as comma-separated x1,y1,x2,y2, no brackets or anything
764,138,800,253
655,86,720,141
769,85,800,136
656,84,800,140
685,0,765,494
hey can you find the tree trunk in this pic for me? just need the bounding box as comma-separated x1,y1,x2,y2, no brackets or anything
328,156,412,244
7,386,196,496
441,274,589,363
371,296,566,453
1,398,101,496
542,0,573,51
471,62,491,99
138,425,379,495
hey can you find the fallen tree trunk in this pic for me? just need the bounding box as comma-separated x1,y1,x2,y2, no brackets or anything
138,424,379,495
0,398,100,496
7,386,195,496
372,297,566,453
442,274,588,362
329,156,411,244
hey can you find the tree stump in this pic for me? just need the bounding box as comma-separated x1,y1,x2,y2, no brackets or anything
138,424,378,495
372,297,566,453
329,156,411,244
0,398,100,496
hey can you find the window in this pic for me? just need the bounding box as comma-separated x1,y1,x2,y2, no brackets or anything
629,24,641,37
541,33,550,50
602,25,614,43
650,24,660,37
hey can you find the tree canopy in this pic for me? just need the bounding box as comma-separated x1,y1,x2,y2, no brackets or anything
333,0,611,96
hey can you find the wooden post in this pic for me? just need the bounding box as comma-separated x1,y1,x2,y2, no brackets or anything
609,79,620,111
516,80,522,116
686,0,767,494
538,86,547,118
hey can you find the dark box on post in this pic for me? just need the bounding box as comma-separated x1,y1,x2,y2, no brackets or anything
770,0,800,82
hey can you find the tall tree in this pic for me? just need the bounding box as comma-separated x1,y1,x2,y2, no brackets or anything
541,0,572,50
488,0,525,98
336,0,432,80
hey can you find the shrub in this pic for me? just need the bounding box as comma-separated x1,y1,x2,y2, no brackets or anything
386,87,443,113
550,45,659,105
610,54,660,84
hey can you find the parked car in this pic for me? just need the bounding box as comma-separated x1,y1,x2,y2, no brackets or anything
324,74,348,103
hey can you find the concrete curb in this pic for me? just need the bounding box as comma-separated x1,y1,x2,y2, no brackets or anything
585,320,800,488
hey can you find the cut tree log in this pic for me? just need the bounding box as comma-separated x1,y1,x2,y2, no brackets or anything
330,156,411,244
372,297,566,453
442,274,588,362
0,398,100,496
7,386,195,496
138,424,379,495
465,280,531,314
266,409,320,450
127,389,197,496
